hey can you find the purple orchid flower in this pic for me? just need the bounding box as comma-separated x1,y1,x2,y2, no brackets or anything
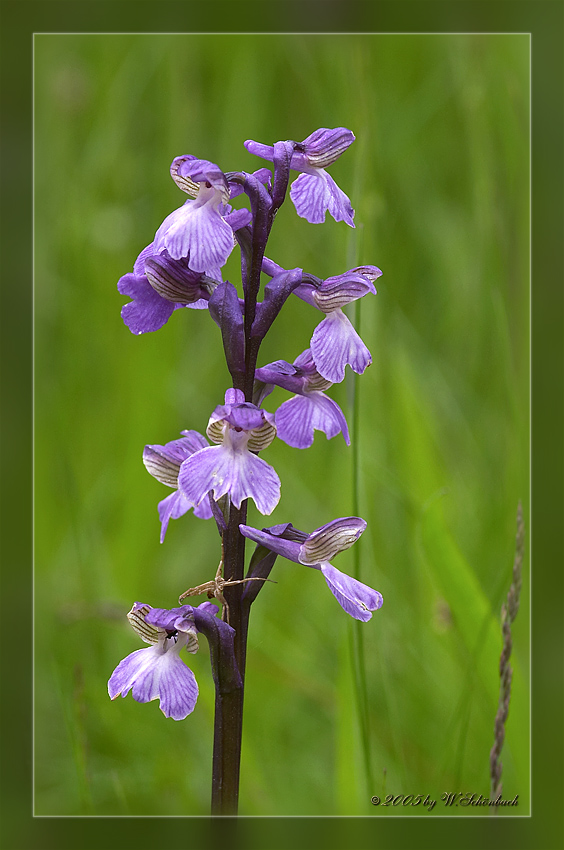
245,128,355,226
152,155,240,274
239,517,383,621
118,199,252,336
118,242,215,335
294,266,382,383
255,349,349,449
178,389,280,515
143,430,213,543
108,600,223,720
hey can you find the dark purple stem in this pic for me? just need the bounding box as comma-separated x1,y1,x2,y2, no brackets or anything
210,500,247,815
210,155,293,815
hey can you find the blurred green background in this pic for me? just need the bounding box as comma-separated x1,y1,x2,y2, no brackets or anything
34,33,529,817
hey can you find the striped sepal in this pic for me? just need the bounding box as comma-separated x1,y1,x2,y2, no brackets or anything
303,129,355,168
206,419,226,445
127,604,161,644
143,447,180,487
184,631,200,654
170,161,200,197
313,280,371,313
300,518,366,565
247,419,277,452
145,259,202,305
303,370,332,393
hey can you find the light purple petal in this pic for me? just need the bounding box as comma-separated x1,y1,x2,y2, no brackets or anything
292,282,318,308
108,644,199,720
252,167,273,186
186,298,211,311
223,405,270,432
223,207,252,231
289,170,354,227
193,496,213,521
145,431,212,540
178,441,280,514
255,361,305,396
225,388,245,405
350,265,383,284
311,309,371,383
206,403,257,437
289,171,330,224
319,562,383,621
158,490,193,543
324,172,355,226
228,168,272,198
275,393,349,449
292,348,317,373
144,605,196,633
195,600,220,618
154,201,234,273
126,602,198,648
118,273,175,335
244,139,275,161
109,647,158,697
179,429,211,454
133,242,156,275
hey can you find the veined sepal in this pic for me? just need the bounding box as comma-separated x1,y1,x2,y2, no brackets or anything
299,517,367,565
247,417,277,452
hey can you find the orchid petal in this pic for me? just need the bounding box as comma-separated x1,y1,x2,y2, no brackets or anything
311,309,371,383
118,273,175,335
157,491,194,543
108,644,199,720
179,443,280,514
275,393,349,448
154,201,235,273
290,170,354,227
319,562,383,621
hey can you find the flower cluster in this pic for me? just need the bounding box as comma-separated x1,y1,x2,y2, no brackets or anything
110,128,383,722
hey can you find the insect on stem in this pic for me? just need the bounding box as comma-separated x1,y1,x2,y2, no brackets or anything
179,559,274,623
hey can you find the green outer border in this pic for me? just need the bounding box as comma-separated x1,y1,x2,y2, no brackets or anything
2,2,562,848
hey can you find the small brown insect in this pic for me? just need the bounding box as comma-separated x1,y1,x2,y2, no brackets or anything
179,559,273,623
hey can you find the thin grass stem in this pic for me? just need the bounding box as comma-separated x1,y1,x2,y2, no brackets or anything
489,501,525,801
